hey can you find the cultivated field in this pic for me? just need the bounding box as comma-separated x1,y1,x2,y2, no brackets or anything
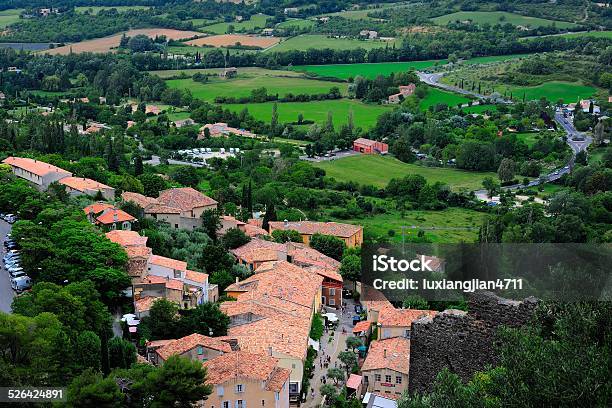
276,19,315,29
269,34,399,52
224,99,391,129
314,154,497,190
504,81,596,102
166,75,348,101
291,59,445,79
419,88,471,110
42,28,202,55
431,11,578,29
321,3,411,20
460,54,533,65
200,14,269,35
185,34,280,49
0,9,22,28
152,67,304,79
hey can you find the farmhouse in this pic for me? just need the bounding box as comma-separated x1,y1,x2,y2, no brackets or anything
353,137,389,155
2,157,72,190
268,220,364,247
388,84,416,104
359,30,378,39
198,122,256,139
84,202,136,231
219,67,238,78
60,176,115,200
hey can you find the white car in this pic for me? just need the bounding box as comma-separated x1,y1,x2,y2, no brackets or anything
11,275,32,292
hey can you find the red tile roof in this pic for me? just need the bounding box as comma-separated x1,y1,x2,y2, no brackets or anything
60,176,111,192
268,221,362,238
243,223,268,237
361,337,410,375
149,255,187,271
106,230,148,247
121,191,158,209
378,307,437,328
352,320,372,334
156,333,232,361
185,269,208,284
95,208,136,225
134,296,159,313
346,374,362,389
3,157,72,177
165,279,185,291
145,204,181,214
203,351,290,392
158,187,217,211
84,202,115,215
353,137,378,147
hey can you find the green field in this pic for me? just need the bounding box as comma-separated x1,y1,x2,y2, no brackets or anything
0,9,22,28
314,154,497,190
166,45,257,56
269,35,399,53
432,11,577,29
277,19,315,29
419,87,471,109
152,66,304,79
166,75,347,102
330,207,483,243
75,6,149,14
461,54,533,65
322,3,411,20
224,99,391,129
521,30,612,41
291,59,445,80
200,14,269,35
461,104,498,114
515,132,541,147
508,81,596,102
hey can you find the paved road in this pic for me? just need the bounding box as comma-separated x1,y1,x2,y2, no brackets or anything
0,220,15,313
417,72,511,104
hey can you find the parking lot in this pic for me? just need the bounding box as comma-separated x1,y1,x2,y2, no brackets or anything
0,219,15,313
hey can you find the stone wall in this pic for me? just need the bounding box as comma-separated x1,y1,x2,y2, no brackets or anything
408,291,538,394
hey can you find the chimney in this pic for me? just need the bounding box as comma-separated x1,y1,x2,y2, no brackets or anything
235,277,239,283
384,349,387,358
268,346,273,356
283,219,289,228
113,211,118,223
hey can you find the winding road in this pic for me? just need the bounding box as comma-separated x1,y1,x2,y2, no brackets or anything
416,70,593,193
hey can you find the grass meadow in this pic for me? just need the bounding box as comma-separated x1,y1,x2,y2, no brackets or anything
0,9,23,28
269,35,399,53
200,14,269,35
431,11,577,29
291,59,445,79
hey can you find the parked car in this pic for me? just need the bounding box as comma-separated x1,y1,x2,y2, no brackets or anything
9,270,26,279
8,267,24,278
354,304,363,314
5,259,21,268
11,275,32,293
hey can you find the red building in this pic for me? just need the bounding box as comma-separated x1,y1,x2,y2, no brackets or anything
353,138,389,154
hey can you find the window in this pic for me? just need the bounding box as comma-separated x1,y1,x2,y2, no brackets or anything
236,384,244,393
383,329,391,339
289,383,298,394
175,224,179,228
222,402,230,408
374,374,381,382
236,400,244,408
197,346,203,355
364,376,369,384
404,329,411,338
217,386,224,396
262,400,265,406
396,376,402,384
329,288,335,296
385,375,392,383
329,298,335,306
174,270,182,278
275,392,279,401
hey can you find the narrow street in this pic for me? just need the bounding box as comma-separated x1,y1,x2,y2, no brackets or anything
304,297,358,407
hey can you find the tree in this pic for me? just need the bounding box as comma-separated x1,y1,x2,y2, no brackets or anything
146,355,212,407
482,177,500,198
339,255,361,288
67,369,125,408
346,336,363,352
128,34,155,53
392,137,417,163
403,295,429,310
171,166,199,187
201,209,221,241
133,154,144,176
261,203,276,231
271,229,303,243
270,102,279,136
76,331,102,372
84,267,131,306
222,228,250,249
338,351,357,375
310,233,346,261
209,270,235,292
199,244,234,275
108,337,137,370
177,302,230,337
497,158,516,183
138,174,167,197
320,384,338,404
593,121,605,146
146,299,179,340
327,367,345,385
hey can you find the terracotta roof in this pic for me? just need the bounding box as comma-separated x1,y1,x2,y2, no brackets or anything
346,374,362,389
137,275,167,285
243,223,268,237
2,157,72,177
203,351,290,392
361,337,410,375
134,296,159,313
230,239,284,263
149,255,187,271
360,285,393,312
353,320,372,334
121,191,158,209
157,187,217,211
222,215,245,225
125,246,152,259
378,307,437,328
165,279,185,291
60,177,111,193
105,230,148,247
96,208,136,225
185,269,208,284
353,137,378,147
84,202,115,215
268,221,362,238
307,266,343,283
156,333,232,361
248,218,263,228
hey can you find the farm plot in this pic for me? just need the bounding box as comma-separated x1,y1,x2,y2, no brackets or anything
431,11,577,29
291,60,445,80
185,34,280,49
269,34,399,52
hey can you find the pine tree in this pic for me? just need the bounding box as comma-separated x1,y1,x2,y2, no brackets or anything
261,203,276,232
133,154,143,176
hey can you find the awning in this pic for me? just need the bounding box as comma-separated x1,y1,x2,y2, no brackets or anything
346,374,362,389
